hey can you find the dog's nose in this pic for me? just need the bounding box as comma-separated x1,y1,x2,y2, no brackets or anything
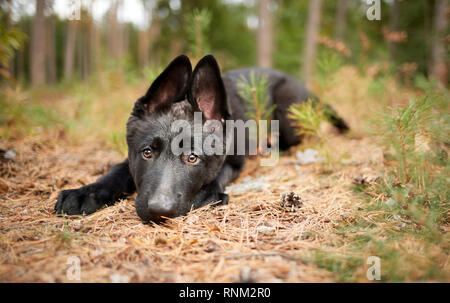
147,201,177,218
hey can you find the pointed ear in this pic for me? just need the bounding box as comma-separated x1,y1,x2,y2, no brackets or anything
141,55,192,112
188,55,229,121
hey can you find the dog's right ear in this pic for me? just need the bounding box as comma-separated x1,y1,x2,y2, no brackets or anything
139,55,192,113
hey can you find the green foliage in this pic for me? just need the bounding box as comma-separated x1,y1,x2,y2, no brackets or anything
288,99,334,168
237,71,276,122
377,93,448,185
1,0,445,85
315,51,343,88
0,11,26,81
0,86,62,138
372,84,449,227
309,250,363,282
375,90,449,228
368,77,387,98
324,84,450,282
378,97,432,183
186,8,211,60
288,99,325,138
110,129,128,157
236,71,277,155
274,0,308,77
142,66,164,84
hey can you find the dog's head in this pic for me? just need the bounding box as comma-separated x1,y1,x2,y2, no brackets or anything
126,55,230,222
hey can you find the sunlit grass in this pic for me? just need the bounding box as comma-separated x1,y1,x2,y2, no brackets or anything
0,68,152,155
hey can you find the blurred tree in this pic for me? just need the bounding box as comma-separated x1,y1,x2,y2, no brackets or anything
64,19,77,79
46,12,56,83
89,1,100,76
2,0,444,86
0,3,26,82
30,0,46,85
388,0,400,61
5,0,13,76
186,8,211,61
138,30,149,68
431,0,448,85
334,0,347,40
274,0,308,76
148,10,160,68
79,9,89,81
14,16,29,82
107,0,121,61
258,0,273,68
302,0,322,80
138,0,153,68
85,3,95,78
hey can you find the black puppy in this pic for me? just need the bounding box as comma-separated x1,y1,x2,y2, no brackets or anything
55,54,348,222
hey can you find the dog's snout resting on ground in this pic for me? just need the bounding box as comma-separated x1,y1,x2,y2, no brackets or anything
55,54,348,222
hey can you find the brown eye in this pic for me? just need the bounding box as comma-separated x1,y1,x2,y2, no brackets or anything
187,153,198,164
142,148,152,159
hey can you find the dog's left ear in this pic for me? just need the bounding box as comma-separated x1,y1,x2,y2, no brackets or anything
141,54,192,112
188,55,229,121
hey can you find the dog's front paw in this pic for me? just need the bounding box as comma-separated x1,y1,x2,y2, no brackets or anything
204,192,229,208
216,193,229,205
54,185,111,215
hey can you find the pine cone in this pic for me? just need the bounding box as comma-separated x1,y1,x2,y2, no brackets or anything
280,191,302,210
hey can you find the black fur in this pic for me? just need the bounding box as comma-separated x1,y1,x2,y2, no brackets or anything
55,54,348,222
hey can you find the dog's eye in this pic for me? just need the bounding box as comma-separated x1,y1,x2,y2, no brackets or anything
187,153,198,164
142,148,152,159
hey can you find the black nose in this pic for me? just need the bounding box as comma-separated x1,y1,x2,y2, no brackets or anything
147,201,177,219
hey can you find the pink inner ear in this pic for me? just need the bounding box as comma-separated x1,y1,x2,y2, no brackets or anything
198,92,219,120
148,92,168,111
147,83,175,111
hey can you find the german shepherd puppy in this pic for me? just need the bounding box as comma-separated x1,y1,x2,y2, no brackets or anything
55,54,348,222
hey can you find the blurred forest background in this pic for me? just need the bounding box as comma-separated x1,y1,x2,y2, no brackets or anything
0,0,448,88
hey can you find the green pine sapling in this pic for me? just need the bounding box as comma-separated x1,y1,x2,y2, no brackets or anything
237,71,277,156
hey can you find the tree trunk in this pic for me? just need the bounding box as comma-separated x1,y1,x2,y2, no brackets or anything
5,0,15,78
64,21,77,79
30,0,46,85
149,16,161,67
120,24,128,61
302,0,322,80
138,0,150,68
46,15,57,84
108,0,120,60
85,1,94,77
138,29,150,68
334,0,348,40
89,0,100,75
258,0,273,68
81,24,89,81
431,0,448,85
388,0,400,61
15,20,25,81
139,0,160,68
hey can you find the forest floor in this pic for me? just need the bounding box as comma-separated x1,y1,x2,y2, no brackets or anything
0,66,448,282
0,132,381,282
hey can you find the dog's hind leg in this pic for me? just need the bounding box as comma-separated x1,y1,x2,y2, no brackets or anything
54,159,136,215
272,77,309,149
272,76,349,149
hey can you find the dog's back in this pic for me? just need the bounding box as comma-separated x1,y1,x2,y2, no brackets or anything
223,67,344,150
